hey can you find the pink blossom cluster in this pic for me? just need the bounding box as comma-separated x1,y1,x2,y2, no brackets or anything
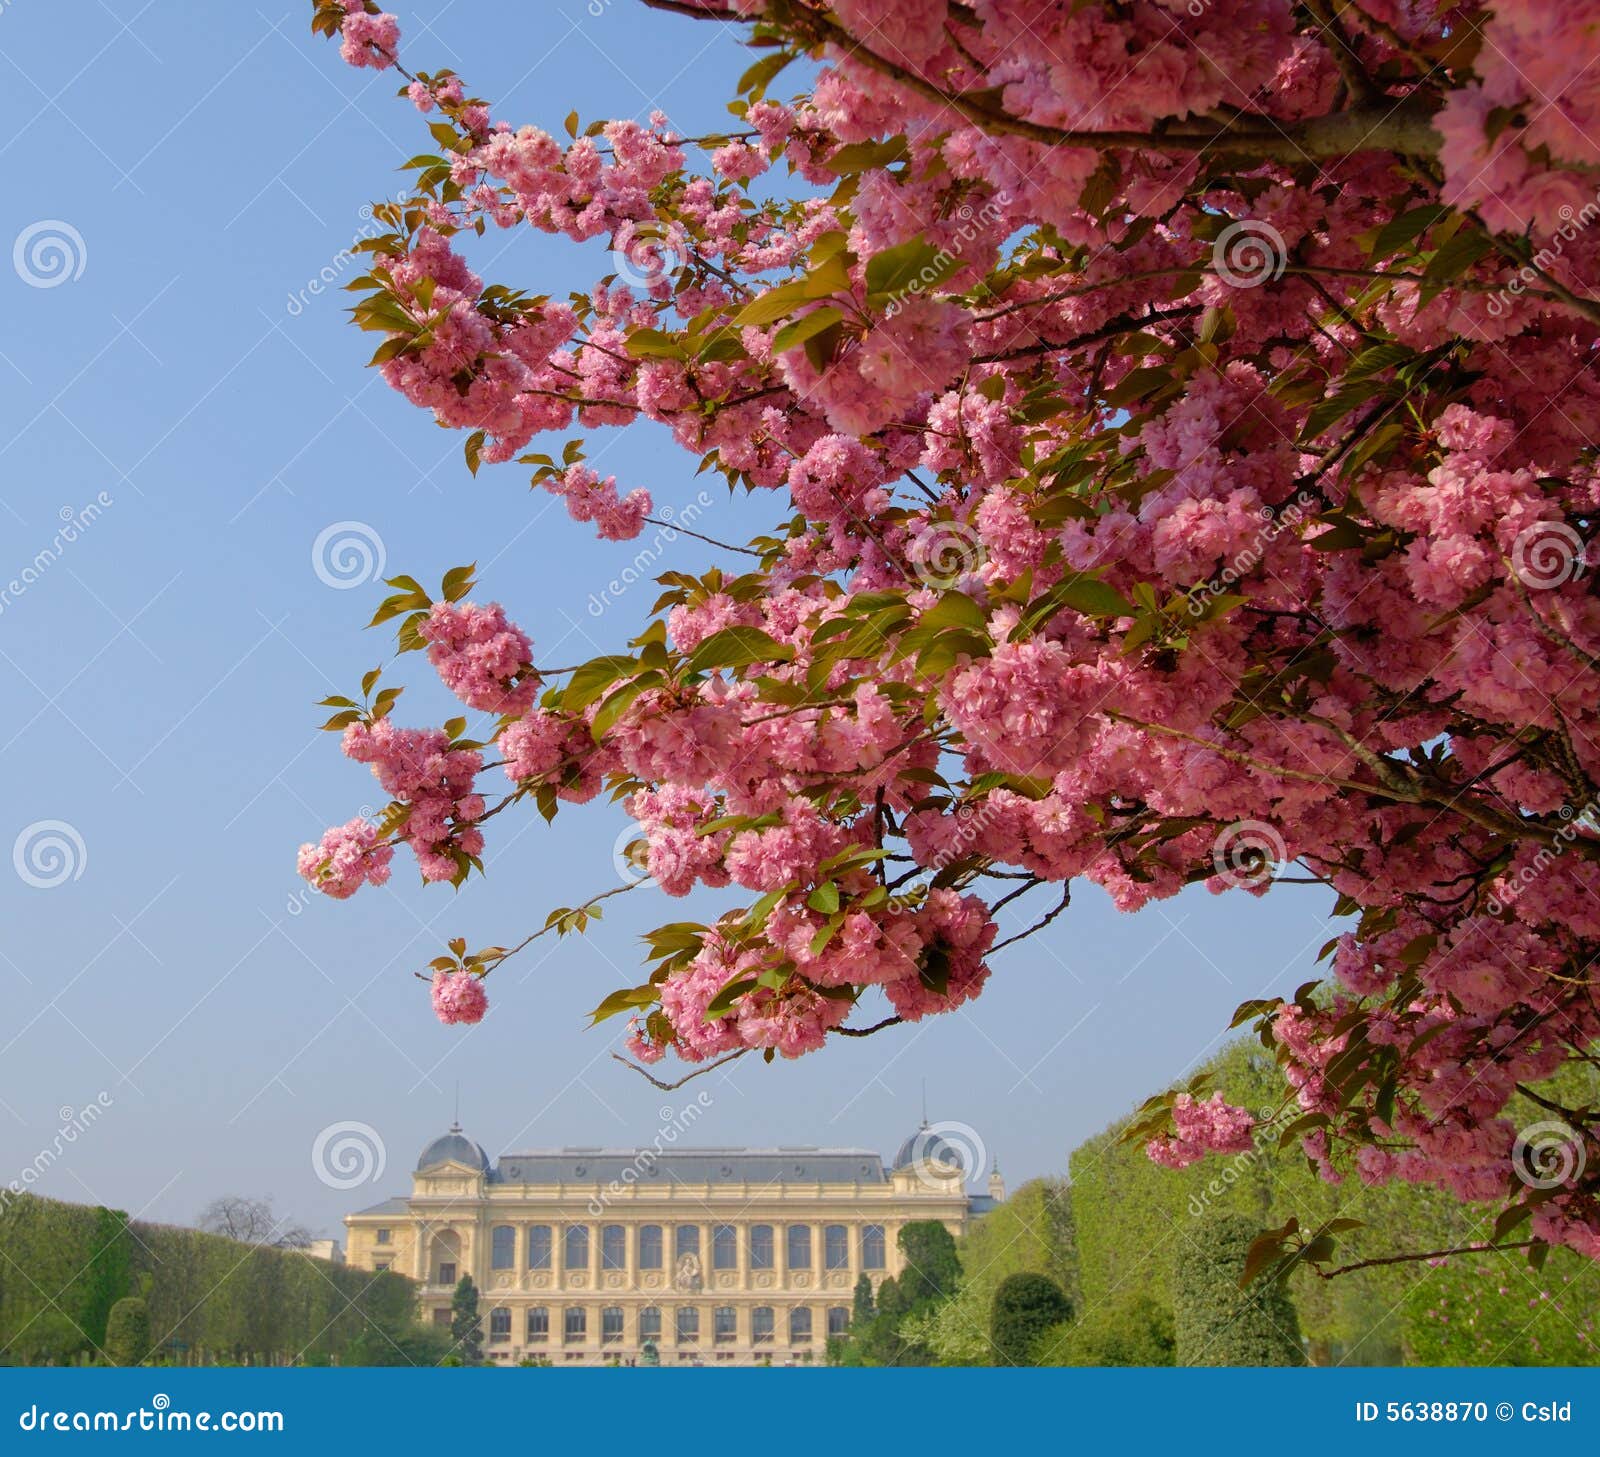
1147,1092,1258,1170
418,599,538,714
296,815,393,900
431,969,488,1025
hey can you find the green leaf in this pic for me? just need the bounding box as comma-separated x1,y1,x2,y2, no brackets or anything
686,626,795,675
732,279,816,328
864,236,959,299
806,882,841,914
771,307,845,356
588,985,657,1025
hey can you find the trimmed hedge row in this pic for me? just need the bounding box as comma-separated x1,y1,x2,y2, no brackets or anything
0,1194,415,1365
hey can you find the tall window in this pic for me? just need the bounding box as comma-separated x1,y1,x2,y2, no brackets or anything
712,1224,737,1270
564,1225,590,1270
675,1225,701,1261
638,1224,663,1270
488,1307,511,1342
437,1261,456,1286
752,1307,774,1345
375,1227,391,1245
786,1224,812,1269
490,1225,515,1270
526,1307,549,1342
564,1307,587,1343
789,1307,813,1344
827,1307,850,1338
714,1306,737,1344
602,1307,624,1344
749,1224,774,1270
601,1224,626,1270
527,1224,552,1270
675,1307,700,1344
824,1224,849,1270
861,1224,885,1271
638,1307,662,1343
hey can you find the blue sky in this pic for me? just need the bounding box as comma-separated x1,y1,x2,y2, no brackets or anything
0,1,1336,1240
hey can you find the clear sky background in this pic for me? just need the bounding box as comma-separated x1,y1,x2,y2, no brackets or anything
0,1,1337,1240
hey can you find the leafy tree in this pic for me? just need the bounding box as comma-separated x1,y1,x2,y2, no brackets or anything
990,1274,1073,1367
449,1275,483,1365
303,0,1600,1265
342,1321,453,1367
104,1298,152,1367
1174,1215,1304,1367
1037,1294,1175,1368
896,1222,961,1308
851,1272,875,1327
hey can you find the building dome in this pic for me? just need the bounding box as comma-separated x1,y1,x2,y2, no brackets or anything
892,1123,971,1177
416,1124,490,1173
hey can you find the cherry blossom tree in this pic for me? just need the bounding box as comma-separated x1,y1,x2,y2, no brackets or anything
298,0,1600,1270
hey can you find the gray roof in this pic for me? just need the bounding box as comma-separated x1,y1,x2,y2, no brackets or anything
352,1197,410,1216
892,1123,974,1176
965,1194,999,1217
490,1147,888,1186
416,1127,491,1173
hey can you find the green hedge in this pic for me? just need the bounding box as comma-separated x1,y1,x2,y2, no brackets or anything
1174,1213,1304,1366
0,1195,415,1365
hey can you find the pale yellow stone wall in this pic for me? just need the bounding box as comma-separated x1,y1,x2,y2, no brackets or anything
346,1158,973,1365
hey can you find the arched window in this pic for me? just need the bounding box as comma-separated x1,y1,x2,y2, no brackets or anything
786,1223,812,1269
752,1307,774,1344
789,1307,813,1344
490,1225,515,1270
563,1306,587,1342
526,1224,552,1270
712,1223,737,1270
861,1224,885,1270
602,1306,624,1343
488,1307,511,1342
638,1224,663,1270
638,1307,662,1342
526,1307,549,1341
824,1224,849,1270
827,1306,850,1337
601,1224,626,1269
564,1224,590,1270
675,1224,700,1260
749,1224,774,1270
714,1306,737,1343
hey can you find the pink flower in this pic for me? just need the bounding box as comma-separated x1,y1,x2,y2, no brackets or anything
431,970,488,1025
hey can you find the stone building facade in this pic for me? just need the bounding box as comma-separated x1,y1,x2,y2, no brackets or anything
345,1121,1003,1365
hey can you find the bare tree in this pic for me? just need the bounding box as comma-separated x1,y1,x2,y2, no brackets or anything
195,1195,312,1249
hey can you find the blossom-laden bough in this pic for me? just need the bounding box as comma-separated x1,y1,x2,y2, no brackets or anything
298,0,1600,1272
